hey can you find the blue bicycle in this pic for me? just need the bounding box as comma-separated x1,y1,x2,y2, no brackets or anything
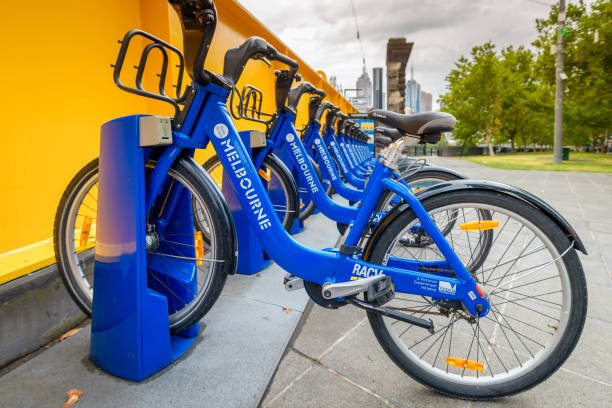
54,0,588,399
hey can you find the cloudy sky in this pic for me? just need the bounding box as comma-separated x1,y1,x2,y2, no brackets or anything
236,0,557,108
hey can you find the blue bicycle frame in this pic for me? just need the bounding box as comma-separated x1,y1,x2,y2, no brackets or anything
146,81,490,318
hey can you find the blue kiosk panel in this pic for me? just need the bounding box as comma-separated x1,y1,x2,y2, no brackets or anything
91,115,197,381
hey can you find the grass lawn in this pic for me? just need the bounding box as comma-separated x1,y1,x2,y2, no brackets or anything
463,152,612,173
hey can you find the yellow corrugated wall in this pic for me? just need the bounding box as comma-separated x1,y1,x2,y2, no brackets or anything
0,0,354,284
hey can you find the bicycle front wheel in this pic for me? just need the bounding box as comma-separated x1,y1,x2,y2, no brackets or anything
54,156,236,333
363,190,587,399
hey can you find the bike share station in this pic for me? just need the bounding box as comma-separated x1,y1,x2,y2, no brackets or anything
91,35,302,381
0,31,313,408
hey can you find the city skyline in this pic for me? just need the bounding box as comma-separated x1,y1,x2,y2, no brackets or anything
237,0,555,109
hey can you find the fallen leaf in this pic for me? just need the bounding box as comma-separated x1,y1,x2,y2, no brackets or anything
256,273,261,277
62,389,84,408
59,328,82,342
282,306,291,313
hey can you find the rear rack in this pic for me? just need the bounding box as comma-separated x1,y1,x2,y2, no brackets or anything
112,29,188,120
229,84,275,126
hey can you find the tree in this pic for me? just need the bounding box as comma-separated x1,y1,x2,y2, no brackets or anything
534,0,612,147
440,42,502,155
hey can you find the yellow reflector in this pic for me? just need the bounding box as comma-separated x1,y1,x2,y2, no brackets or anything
300,203,305,209
446,357,484,371
413,187,426,193
194,231,204,266
459,220,499,231
79,216,92,249
258,168,271,182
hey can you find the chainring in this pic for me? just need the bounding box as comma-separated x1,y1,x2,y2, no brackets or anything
304,280,346,309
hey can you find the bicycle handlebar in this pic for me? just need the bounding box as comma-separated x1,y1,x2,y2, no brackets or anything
287,82,326,111
169,0,217,86
223,36,299,85
316,101,337,125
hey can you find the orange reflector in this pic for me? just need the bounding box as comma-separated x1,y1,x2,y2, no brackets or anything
194,231,204,266
79,216,92,248
459,220,499,231
258,168,271,182
413,187,426,193
300,203,305,209
446,357,484,371
475,285,486,298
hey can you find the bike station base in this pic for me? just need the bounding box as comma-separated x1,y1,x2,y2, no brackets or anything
0,208,336,408
90,115,198,381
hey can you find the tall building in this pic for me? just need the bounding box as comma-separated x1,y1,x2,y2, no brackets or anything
420,90,433,112
329,75,342,94
352,65,372,112
372,67,383,109
386,38,413,113
405,66,421,113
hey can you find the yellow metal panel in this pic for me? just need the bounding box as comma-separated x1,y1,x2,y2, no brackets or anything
0,0,354,284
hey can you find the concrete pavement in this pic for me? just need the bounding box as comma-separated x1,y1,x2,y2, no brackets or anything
262,158,612,408
1,158,610,407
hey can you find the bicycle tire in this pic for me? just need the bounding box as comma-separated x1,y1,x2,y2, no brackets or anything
54,156,237,333
363,190,587,399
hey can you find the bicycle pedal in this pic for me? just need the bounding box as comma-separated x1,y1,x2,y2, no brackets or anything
322,274,386,300
283,274,304,291
365,275,394,306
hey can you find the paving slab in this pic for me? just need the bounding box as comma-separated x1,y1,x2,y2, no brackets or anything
0,209,339,408
266,364,390,408
264,159,612,407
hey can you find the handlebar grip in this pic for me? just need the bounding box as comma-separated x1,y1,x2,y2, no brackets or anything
269,48,298,69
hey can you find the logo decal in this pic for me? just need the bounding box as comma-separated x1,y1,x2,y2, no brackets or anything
314,138,321,145
213,123,228,139
351,263,383,278
286,133,295,142
439,281,457,295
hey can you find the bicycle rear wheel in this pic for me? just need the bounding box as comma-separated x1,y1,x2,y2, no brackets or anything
54,157,236,333
363,190,587,399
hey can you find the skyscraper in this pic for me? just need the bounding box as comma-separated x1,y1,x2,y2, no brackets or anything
420,90,433,112
372,67,383,109
405,66,421,114
353,65,372,112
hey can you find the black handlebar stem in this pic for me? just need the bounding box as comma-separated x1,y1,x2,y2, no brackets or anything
313,101,335,125
169,0,217,86
308,96,324,123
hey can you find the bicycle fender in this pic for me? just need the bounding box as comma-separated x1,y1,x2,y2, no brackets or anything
419,165,466,180
417,179,587,254
364,179,586,257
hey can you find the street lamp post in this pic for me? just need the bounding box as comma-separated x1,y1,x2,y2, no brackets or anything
553,0,566,164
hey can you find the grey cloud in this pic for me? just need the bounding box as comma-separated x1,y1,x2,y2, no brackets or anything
237,0,555,105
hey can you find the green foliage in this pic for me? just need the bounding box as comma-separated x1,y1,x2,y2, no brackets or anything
441,0,611,149
534,0,612,146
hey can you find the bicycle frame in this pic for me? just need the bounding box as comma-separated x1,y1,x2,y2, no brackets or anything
146,81,490,317
304,121,366,196
319,124,367,189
